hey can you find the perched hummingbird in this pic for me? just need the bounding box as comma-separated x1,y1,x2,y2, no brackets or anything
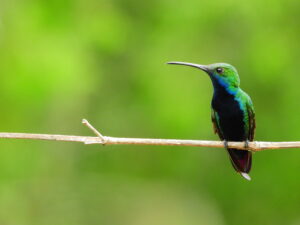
167,62,256,180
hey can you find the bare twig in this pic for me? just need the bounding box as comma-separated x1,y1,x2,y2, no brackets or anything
82,119,106,144
0,119,299,152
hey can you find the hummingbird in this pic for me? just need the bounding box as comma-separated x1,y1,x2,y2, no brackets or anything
167,61,256,180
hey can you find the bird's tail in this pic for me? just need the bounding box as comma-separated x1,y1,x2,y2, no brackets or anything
227,148,252,180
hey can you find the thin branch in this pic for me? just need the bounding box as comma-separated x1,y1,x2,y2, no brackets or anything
0,119,299,152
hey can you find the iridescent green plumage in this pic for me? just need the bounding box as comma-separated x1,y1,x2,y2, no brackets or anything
168,61,256,180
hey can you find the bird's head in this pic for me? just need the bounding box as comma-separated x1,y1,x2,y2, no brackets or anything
167,61,240,90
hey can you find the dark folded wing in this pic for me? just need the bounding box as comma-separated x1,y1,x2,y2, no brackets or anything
246,101,256,141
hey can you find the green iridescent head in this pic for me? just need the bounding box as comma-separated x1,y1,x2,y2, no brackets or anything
167,61,240,89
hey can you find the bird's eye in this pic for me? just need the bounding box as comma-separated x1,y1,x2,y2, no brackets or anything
216,67,224,74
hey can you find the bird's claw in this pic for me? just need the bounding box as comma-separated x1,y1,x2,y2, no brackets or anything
244,140,249,149
223,140,228,149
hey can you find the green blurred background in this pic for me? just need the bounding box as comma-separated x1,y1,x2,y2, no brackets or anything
0,0,299,224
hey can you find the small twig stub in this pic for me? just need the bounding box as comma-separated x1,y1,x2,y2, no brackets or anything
82,119,106,144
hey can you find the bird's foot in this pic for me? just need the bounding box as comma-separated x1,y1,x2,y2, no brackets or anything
244,140,249,149
223,140,228,149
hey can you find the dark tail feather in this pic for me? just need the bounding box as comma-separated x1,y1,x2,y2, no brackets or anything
227,148,252,178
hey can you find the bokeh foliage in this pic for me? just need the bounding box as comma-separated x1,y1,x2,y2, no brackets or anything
0,0,300,224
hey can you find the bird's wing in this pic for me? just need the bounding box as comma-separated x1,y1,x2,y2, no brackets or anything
211,109,224,140
246,99,256,141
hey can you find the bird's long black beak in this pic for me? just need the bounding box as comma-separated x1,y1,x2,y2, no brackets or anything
167,61,209,73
